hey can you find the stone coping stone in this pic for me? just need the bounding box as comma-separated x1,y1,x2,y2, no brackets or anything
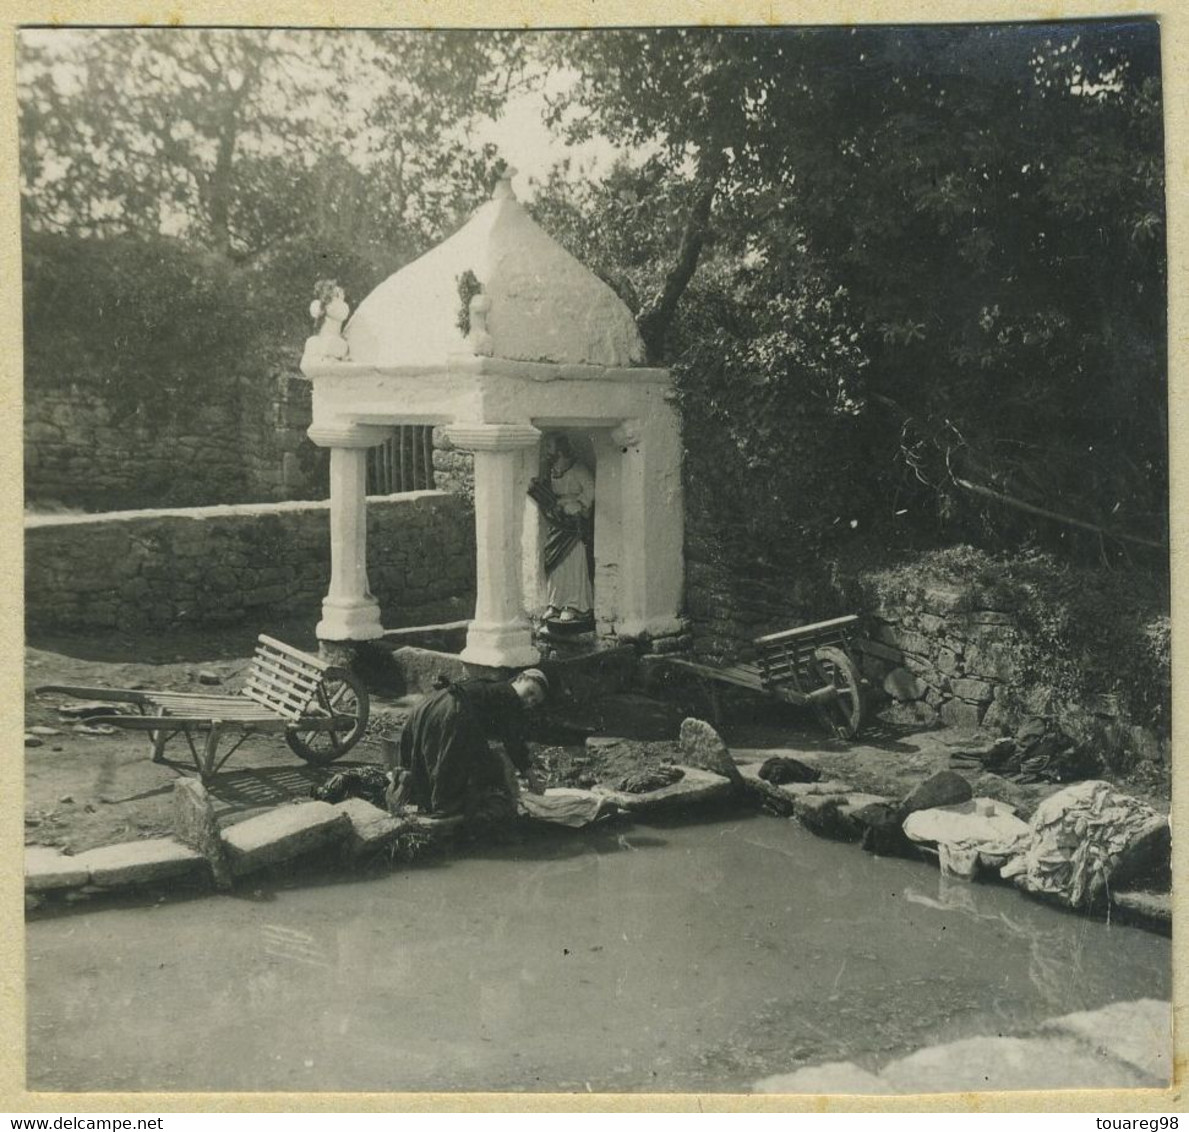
72,838,206,888
1111,889,1172,928
25,847,90,892
1042,998,1171,1084
221,801,350,876
332,798,405,857
878,1033,1154,1093
737,763,853,798
593,765,731,813
730,747,823,767
793,792,892,842
753,1062,892,1095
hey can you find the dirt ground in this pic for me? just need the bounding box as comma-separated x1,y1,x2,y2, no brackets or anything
24,633,1170,855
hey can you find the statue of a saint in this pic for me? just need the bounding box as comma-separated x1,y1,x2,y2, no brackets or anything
529,435,595,629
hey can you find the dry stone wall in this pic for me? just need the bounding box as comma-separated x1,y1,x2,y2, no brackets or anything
860,582,1021,731
24,373,323,511
26,492,475,634
856,572,1169,765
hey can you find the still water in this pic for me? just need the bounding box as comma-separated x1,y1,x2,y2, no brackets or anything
27,811,1170,1093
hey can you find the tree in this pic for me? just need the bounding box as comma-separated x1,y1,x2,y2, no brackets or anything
18,28,526,261
535,23,1167,559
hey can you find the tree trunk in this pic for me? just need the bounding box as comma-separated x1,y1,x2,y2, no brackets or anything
636,153,723,363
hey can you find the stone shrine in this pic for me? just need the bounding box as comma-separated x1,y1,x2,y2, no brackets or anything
299,171,684,668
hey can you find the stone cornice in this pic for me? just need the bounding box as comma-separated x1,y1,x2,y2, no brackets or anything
446,353,671,385
446,423,542,451
307,422,393,449
301,355,672,386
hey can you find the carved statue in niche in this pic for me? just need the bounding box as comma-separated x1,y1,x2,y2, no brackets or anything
529,434,595,632
302,278,350,364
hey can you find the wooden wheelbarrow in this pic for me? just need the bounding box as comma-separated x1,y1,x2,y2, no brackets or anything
665,614,866,738
35,634,370,782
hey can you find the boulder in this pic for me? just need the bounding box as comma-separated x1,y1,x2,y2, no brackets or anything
680,717,744,787
852,802,920,859
883,666,925,702
899,770,972,818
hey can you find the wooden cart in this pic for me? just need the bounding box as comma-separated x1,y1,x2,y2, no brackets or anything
35,634,369,782
666,614,866,738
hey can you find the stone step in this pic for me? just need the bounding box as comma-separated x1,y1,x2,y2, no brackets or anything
221,801,350,877
71,838,207,888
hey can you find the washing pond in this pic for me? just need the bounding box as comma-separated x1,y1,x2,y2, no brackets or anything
27,810,1170,1093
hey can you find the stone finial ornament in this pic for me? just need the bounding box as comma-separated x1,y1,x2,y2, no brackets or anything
492,165,518,201
467,292,494,356
302,279,350,363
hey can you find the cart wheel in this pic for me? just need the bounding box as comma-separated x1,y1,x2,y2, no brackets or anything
286,668,370,766
810,646,865,740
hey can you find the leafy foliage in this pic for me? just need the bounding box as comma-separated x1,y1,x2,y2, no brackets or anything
536,22,1168,562
18,29,525,434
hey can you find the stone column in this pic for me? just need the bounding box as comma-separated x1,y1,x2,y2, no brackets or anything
613,415,685,641
308,422,391,641
447,423,542,668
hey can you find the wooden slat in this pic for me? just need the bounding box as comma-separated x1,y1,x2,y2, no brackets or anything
754,615,859,646
251,651,322,691
35,684,153,705
91,714,290,734
256,635,328,670
665,658,765,691
245,667,314,704
244,679,309,720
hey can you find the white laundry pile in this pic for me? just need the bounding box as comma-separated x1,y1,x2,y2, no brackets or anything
518,787,618,828
999,779,1169,910
902,798,1031,879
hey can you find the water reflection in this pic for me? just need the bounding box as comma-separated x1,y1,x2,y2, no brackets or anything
27,811,1169,1094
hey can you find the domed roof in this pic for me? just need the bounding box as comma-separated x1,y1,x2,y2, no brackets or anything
345,173,646,369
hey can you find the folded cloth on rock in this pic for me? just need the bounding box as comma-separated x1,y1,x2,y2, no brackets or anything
902,798,1031,880
311,765,394,809
999,779,1169,909
615,765,684,794
758,756,821,785
518,788,618,828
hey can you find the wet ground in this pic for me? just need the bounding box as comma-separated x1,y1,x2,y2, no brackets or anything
27,810,1170,1094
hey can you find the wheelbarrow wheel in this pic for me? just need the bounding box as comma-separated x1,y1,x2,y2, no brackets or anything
286,668,370,766
810,645,864,740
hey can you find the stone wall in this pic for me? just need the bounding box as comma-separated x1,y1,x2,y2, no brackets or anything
24,373,325,511
430,427,474,497
26,492,475,634
858,581,1022,732
855,571,1169,764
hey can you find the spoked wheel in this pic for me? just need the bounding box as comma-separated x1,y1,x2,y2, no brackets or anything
810,645,865,740
286,668,370,765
